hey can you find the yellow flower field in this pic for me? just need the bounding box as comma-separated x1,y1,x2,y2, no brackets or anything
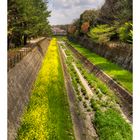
16,38,75,140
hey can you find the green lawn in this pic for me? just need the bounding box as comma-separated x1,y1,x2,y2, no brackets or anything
66,40,132,93
16,38,75,140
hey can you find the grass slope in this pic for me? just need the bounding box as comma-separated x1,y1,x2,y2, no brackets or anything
16,38,75,140
66,40,132,93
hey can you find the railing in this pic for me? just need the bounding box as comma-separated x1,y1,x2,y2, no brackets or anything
8,48,31,71
53,32,67,36
8,37,47,71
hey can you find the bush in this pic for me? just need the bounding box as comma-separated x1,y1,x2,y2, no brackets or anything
118,22,133,43
85,95,89,100
90,98,99,111
88,24,116,43
78,96,82,101
83,101,87,108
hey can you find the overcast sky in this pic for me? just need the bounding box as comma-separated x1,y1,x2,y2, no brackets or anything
48,0,105,25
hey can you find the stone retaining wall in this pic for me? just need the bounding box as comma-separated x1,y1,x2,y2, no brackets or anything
8,38,50,140
69,36,132,72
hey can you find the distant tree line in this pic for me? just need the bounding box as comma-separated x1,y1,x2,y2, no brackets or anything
68,0,132,44
8,0,52,48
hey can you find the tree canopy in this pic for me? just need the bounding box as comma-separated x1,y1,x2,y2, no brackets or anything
99,0,132,24
67,0,132,44
8,0,52,46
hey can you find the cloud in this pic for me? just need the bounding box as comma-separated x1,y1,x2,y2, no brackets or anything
48,0,105,25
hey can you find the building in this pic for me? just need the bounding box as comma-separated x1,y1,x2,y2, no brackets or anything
52,27,67,36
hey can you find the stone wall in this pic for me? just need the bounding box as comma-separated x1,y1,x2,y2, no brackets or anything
69,36,132,72
8,38,50,140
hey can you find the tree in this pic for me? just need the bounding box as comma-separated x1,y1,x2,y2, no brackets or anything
81,22,90,33
69,10,98,35
99,0,132,24
8,0,51,47
79,10,99,26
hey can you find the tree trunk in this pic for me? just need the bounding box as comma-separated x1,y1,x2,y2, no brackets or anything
24,34,27,45
8,34,10,50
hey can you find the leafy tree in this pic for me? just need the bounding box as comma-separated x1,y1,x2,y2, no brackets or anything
80,10,99,26
99,0,132,24
8,0,51,47
115,0,132,22
81,22,90,33
68,10,99,37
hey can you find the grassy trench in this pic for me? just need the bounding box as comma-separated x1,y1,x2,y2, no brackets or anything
61,43,132,140
65,39,132,93
76,60,132,140
16,38,75,140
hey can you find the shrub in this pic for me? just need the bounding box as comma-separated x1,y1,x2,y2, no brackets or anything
88,24,116,43
83,101,87,108
90,98,99,111
85,95,89,100
78,96,82,101
81,88,86,95
87,108,91,112
118,22,133,43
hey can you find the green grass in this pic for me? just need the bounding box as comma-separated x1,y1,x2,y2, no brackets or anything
16,38,75,140
66,40,132,93
94,109,132,140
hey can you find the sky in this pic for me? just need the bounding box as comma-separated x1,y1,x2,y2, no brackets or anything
48,0,105,25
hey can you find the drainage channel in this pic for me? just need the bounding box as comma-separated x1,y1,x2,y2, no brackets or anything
59,41,99,140
60,40,132,122
65,41,132,122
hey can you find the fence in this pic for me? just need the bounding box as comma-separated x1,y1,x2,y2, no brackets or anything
8,37,47,71
8,48,31,71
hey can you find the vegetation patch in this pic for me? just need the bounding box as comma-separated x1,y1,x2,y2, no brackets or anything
16,38,75,140
62,40,132,140
88,24,116,43
94,109,132,140
66,40,132,93
118,22,133,44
